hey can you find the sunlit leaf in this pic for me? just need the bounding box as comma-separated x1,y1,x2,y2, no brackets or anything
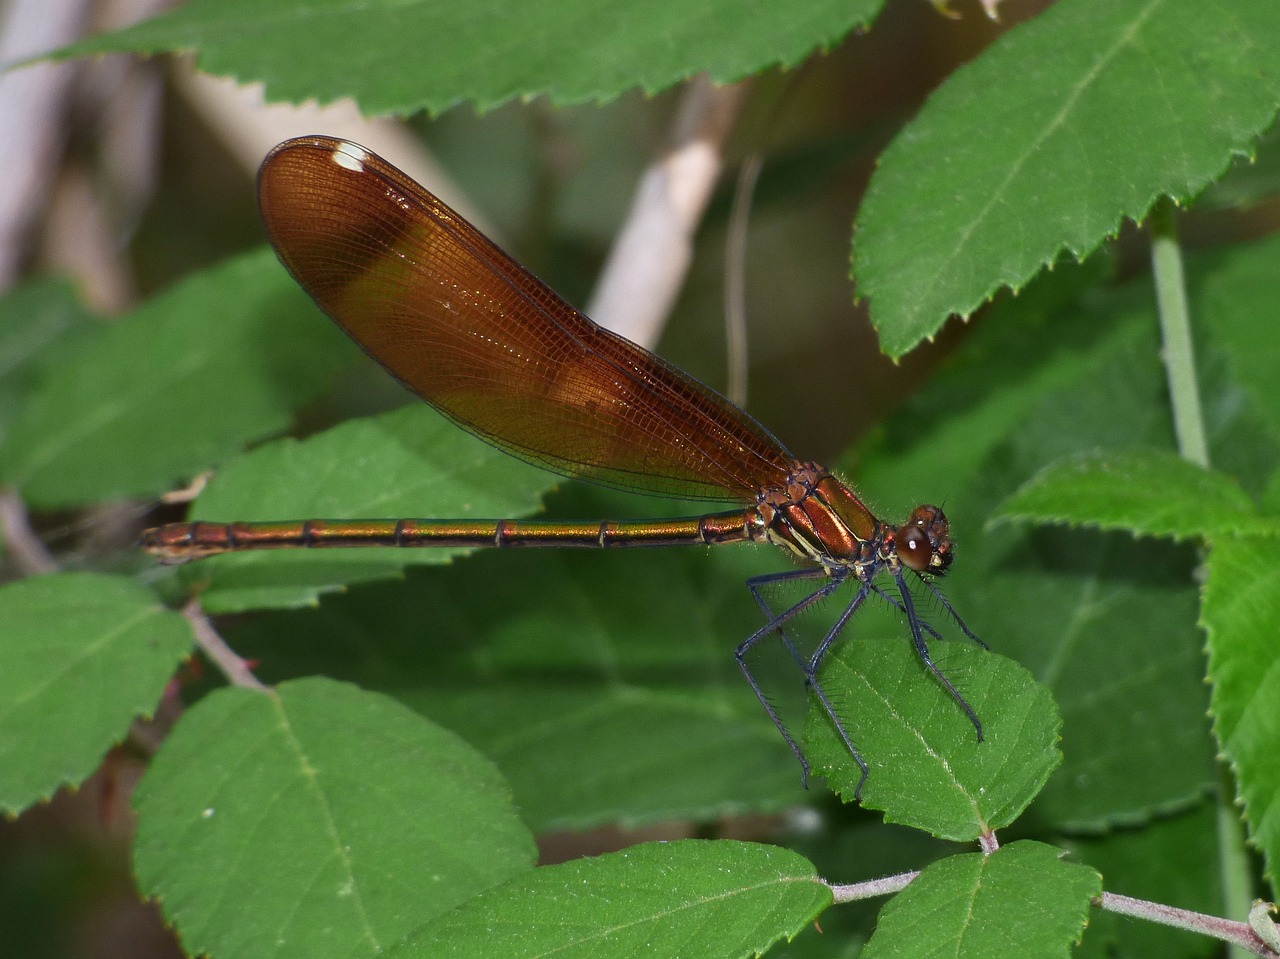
861,841,1100,959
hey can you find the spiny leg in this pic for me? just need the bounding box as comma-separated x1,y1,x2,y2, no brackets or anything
747,567,831,671
802,577,877,798
894,567,984,741
918,576,987,649
737,570,846,786
868,580,946,643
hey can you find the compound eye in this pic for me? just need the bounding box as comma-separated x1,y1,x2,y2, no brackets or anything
898,523,933,571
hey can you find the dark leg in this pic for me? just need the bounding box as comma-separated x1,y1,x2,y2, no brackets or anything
746,567,831,670
737,569,846,786
867,580,946,643
802,578,877,798
918,576,988,649
894,568,984,740
740,569,879,797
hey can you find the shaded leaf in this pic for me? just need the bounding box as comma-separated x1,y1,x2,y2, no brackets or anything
224,545,804,830
1069,801,1222,959
2,249,353,507
388,840,830,959
0,573,191,813
133,677,536,959
1196,233,1280,437
991,448,1269,541
420,685,797,831
0,277,96,448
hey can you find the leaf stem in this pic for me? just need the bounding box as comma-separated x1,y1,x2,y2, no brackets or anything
1150,197,1254,959
1219,766,1260,959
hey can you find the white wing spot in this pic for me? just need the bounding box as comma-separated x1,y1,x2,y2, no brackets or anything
332,141,368,172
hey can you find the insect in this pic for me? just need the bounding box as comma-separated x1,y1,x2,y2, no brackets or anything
144,135,984,794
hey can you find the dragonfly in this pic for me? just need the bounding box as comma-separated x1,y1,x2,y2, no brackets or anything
143,135,985,795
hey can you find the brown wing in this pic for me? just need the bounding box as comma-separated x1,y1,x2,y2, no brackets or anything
257,135,796,502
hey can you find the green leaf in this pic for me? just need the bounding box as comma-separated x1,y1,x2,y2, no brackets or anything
1197,233,1280,436
855,270,1221,831
991,448,1270,541
0,277,96,448
166,403,558,612
805,638,1061,841
853,0,1280,356
133,677,536,959
387,839,830,959
1198,125,1280,212
0,573,191,813
1201,534,1280,889
861,841,1101,959
844,253,1149,514
57,0,883,115
421,685,796,831
2,249,353,507
222,545,803,830
782,820,950,959
1069,801,1221,959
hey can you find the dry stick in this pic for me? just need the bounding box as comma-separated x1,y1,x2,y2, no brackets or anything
0,489,58,574
587,73,750,350
723,153,763,408
0,0,89,284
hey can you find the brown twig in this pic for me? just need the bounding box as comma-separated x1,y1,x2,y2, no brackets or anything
0,488,58,574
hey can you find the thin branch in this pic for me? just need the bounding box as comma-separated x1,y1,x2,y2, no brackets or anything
182,599,269,692
1099,892,1276,957
824,864,1277,958
587,73,750,349
828,870,919,904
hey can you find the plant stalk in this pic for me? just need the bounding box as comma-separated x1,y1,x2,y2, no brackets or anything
1149,197,1208,467
1150,196,1253,959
